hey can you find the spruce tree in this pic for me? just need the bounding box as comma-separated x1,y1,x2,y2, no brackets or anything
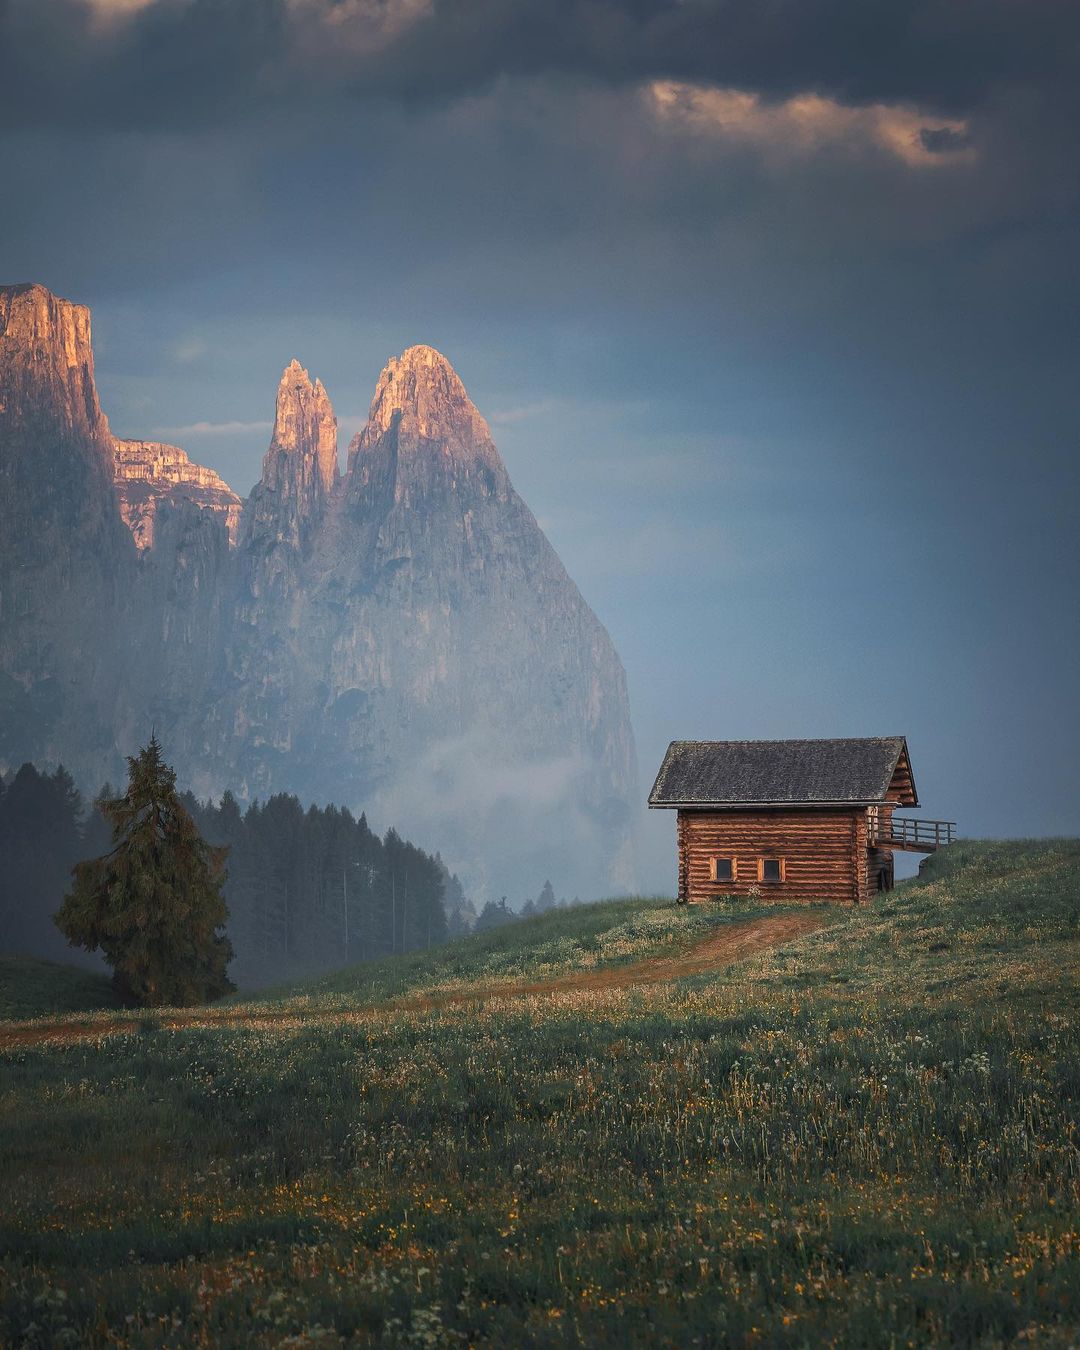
474,897,516,931
55,737,234,1007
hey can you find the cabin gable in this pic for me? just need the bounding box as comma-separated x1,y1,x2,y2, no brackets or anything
885,741,919,807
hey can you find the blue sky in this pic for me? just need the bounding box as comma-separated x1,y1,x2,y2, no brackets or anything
2,0,1077,889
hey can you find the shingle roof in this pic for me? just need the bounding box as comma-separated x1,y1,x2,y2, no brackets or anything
648,738,915,807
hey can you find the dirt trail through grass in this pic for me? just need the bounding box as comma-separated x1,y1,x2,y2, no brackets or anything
408,910,825,1010
0,910,825,1049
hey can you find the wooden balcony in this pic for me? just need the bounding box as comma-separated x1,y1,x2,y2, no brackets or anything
869,814,955,852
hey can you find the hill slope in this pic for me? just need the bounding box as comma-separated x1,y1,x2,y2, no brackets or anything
242,893,810,1006
0,954,119,1020
0,841,1077,1347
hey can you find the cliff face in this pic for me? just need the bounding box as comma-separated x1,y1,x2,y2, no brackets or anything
0,284,135,772
354,347,637,893
213,360,342,793
348,343,503,479
113,439,242,549
0,287,638,899
244,360,338,563
0,284,111,451
220,344,637,897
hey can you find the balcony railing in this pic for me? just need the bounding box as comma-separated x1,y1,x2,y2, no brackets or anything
869,815,956,851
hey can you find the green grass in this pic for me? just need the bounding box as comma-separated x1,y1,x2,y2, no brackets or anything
0,954,120,1020
242,892,787,1008
1,840,1077,1347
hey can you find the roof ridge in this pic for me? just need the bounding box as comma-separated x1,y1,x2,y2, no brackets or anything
649,736,914,808
667,736,904,748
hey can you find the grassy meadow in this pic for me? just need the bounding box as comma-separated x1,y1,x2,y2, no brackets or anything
1,840,1078,1346
0,954,119,1021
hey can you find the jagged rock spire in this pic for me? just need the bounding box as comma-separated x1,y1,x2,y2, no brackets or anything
347,344,504,477
0,290,639,902
247,359,338,551
270,359,338,495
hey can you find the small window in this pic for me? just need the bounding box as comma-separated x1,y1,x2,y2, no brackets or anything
758,857,785,882
711,857,736,882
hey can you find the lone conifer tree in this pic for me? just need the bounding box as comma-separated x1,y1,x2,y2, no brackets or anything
56,737,234,1006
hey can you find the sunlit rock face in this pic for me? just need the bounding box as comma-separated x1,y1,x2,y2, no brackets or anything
245,359,338,558
114,439,242,549
349,345,638,896
215,359,343,797
0,287,639,900
0,283,135,772
348,343,502,476
217,344,639,898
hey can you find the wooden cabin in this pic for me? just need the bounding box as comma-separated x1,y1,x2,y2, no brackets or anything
648,737,954,906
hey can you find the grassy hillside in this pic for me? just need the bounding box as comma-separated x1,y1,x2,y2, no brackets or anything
243,892,787,1008
1,840,1077,1346
0,953,120,1020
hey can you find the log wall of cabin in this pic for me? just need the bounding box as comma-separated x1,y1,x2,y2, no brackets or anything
677,808,873,905
677,812,689,901
868,793,900,893
868,847,895,892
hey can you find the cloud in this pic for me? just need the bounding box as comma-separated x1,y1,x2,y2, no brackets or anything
286,0,432,60
366,726,638,901
171,337,206,364
75,0,162,26
1,0,1076,130
82,0,158,14
488,399,556,425
648,82,975,168
151,419,272,438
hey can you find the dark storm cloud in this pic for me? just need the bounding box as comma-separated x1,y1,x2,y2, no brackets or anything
0,0,286,129
344,0,1079,111
918,125,971,155
1,0,1077,131
0,1,1077,883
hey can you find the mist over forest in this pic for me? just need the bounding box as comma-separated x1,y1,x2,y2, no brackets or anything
0,759,582,990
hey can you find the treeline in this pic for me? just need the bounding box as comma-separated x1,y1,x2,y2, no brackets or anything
0,764,105,969
185,792,456,986
474,880,584,932
0,762,467,988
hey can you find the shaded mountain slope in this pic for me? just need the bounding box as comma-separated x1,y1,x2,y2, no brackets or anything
0,286,637,898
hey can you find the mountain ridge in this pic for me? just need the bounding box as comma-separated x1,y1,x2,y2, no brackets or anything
114,438,242,549
0,283,638,900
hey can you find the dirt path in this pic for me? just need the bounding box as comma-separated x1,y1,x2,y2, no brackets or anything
0,911,825,1051
407,911,825,1011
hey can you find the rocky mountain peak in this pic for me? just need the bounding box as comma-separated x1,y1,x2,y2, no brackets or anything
0,282,108,446
0,284,137,774
245,360,339,556
269,359,338,495
0,288,639,904
348,344,501,476
0,282,89,352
